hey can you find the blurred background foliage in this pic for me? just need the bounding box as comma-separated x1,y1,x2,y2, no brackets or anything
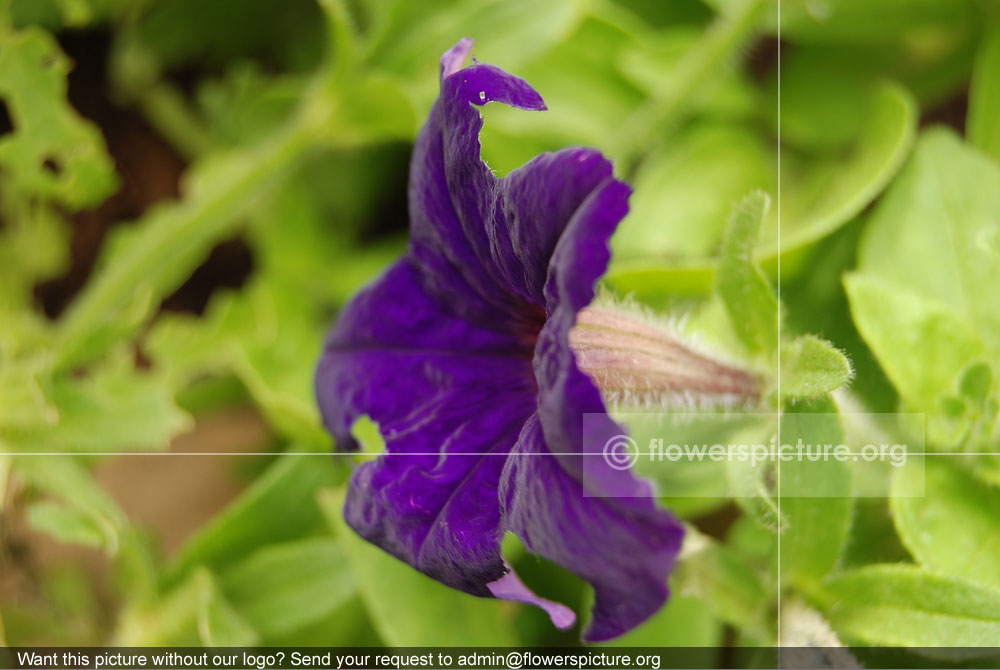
1,0,1000,659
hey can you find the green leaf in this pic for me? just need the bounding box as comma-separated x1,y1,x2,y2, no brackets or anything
619,27,759,123
116,568,258,646
0,25,118,210
0,362,57,434
779,335,852,399
817,564,1000,647
778,400,853,583
2,352,190,454
220,538,356,638
707,0,981,45
226,284,331,449
892,458,1000,588
318,488,519,646
168,455,342,584
25,501,106,549
606,82,915,299
716,191,779,357
764,82,917,255
367,0,580,112
47,356,191,453
599,595,720,649
845,128,1000,445
845,274,987,411
0,203,69,314
854,128,1000,357
672,529,773,641
51,83,331,369
149,280,332,448
14,455,125,553
613,123,776,260
968,22,1000,163
331,76,415,146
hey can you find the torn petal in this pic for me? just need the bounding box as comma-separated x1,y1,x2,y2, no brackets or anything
440,37,474,81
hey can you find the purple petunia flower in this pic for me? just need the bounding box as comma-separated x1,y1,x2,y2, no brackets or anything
316,38,758,641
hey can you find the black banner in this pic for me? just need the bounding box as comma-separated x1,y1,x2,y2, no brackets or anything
2,647,999,670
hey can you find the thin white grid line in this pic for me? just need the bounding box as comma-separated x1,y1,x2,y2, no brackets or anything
1,452,994,457
776,0,783,652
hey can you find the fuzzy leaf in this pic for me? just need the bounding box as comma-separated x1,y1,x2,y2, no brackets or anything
892,458,1000,588
819,564,1000,648
778,400,853,583
716,190,779,357
780,335,852,399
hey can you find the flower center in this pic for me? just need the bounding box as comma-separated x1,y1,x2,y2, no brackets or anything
569,305,762,408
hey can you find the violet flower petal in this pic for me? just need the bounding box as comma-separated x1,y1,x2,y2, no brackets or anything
316,38,685,641
317,259,536,592
502,416,684,642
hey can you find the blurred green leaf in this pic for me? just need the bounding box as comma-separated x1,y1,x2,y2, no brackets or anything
135,0,325,72
224,283,330,448
364,0,579,111
778,401,853,583
841,499,909,568
892,458,1000,588
727,452,784,533
600,595,720,649
168,455,341,583
25,500,106,549
672,529,773,641
620,27,759,122
196,66,309,149
319,488,519,646
817,564,1000,647
149,279,332,448
220,538,355,638
613,123,776,260
968,22,1000,163
0,362,57,433
117,568,258,646
610,0,766,163
52,80,338,368
607,82,915,298
0,203,69,314
716,191,778,358
707,0,981,45
0,25,118,210
4,352,191,454
14,454,125,553
854,128,1000,358
764,82,917,255
846,128,1000,445
332,76,415,146
779,335,852,399
9,0,133,28
845,274,987,412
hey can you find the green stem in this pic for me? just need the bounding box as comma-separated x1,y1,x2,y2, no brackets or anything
614,0,768,171
136,83,217,159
